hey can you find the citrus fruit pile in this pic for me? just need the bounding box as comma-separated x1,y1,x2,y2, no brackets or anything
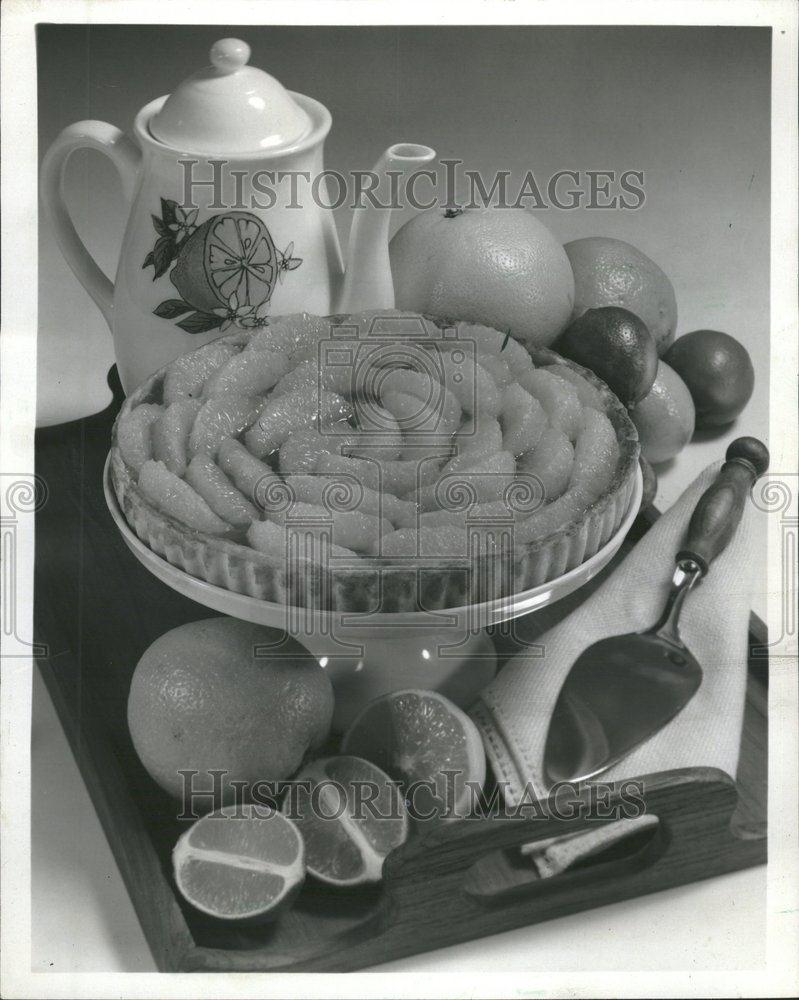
391,214,755,486
128,619,487,920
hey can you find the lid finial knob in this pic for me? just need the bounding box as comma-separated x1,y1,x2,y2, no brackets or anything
150,36,312,153
210,38,251,75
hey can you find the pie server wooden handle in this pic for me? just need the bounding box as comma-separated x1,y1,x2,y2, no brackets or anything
676,436,769,576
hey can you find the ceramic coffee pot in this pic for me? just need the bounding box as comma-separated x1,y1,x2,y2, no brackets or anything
42,37,436,392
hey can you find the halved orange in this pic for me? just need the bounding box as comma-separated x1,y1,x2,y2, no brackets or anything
285,755,409,886
341,690,486,823
171,211,278,313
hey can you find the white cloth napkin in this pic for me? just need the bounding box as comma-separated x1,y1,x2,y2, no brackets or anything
471,462,758,876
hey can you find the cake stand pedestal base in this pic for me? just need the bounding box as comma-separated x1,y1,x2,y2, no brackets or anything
297,625,498,731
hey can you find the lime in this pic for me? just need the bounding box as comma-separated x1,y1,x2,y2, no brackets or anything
553,306,658,407
171,211,278,313
285,756,409,886
663,329,754,427
341,689,486,822
173,805,304,922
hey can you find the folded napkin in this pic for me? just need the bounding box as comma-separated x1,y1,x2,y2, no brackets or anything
472,462,758,876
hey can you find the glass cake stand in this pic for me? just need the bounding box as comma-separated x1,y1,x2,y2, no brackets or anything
104,458,642,730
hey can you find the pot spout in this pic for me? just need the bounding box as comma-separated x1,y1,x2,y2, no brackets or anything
337,143,436,314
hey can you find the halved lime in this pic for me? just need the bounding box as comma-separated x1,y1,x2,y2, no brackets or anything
173,805,304,922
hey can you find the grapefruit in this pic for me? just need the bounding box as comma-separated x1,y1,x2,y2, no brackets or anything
389,207,574,350
564,237,678,355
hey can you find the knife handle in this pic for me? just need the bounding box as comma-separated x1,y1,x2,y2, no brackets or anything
676,437,769,576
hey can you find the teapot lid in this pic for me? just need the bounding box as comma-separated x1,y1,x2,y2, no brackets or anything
149,38,313,154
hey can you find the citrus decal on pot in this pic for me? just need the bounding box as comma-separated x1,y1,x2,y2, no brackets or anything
142,199,302,334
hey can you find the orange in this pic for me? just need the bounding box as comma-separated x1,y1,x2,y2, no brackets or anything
341,689,486,823
171,211,277,313
285,756,409,886
127,617,333,802
564,237,678,355
631,360,695,464
389,207,574,350
173,805,304,922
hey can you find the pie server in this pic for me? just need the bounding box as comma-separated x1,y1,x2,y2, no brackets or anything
543,437,769,784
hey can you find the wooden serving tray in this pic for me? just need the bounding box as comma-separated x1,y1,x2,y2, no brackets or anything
34,371,767,972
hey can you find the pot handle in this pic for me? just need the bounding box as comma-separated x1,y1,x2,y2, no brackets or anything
41,121,141,329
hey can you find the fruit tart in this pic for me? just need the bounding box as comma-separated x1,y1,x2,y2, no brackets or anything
110,312,639,611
